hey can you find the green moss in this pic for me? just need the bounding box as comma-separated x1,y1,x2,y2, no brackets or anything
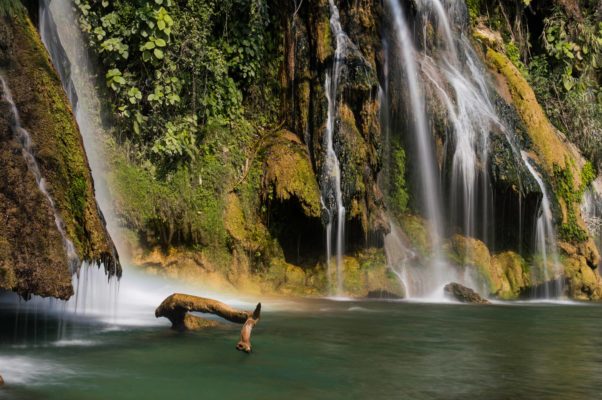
465,0,482,23
400,214,432,258
486,49,596,248
390,146,409,217
486,49,573,175
263,131,321,218
553,158,596,243
505,40,528,77
6,13,117,262
492,251,531,300
316,13,333,64
446,235,494,291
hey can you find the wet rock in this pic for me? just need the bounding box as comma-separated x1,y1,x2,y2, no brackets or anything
338,250,403,298
491,251,531,300
564,256,602,300
444,282,490,304
280,0,386,245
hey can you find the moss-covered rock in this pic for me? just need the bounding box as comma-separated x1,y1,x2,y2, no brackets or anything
281,0,387,246
399,214,433,258
262,130,321,218
0,10,119,299
491,251,531,299
445,234,495,291
563,255,602,300
334,249,403,297
485,48,600,276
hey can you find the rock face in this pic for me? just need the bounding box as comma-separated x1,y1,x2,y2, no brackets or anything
444,283,491,304
485,48,601,299
0,8,120,299
279,0,387,246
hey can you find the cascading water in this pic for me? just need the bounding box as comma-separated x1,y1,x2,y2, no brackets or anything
384,0,466,298
322,0,348,295
0,75,80,273
582,181,602,252
522,152,563,297
39,0,118,248
383,0,564,299
417,0,495,244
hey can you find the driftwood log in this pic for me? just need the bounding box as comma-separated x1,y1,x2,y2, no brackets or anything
155,293,261,353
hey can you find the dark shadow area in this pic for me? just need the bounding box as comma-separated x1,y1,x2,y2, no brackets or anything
267,197,324,268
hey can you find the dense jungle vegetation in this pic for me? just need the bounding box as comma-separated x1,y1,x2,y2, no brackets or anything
74,0,283,251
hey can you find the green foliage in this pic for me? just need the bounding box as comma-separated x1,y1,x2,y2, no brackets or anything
76,0,282,249
465,0,481,23
543,12,602,92
75,0,280,169
506,40,528,76
528,8,602,171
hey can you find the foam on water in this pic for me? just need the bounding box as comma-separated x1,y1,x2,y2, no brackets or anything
0,356,73,386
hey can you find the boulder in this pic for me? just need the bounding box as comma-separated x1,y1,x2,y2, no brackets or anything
444,282,491,304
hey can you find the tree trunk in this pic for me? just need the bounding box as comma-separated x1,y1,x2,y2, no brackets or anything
155,293,262,353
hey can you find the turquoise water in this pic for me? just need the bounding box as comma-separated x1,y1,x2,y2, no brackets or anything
1,299,602,399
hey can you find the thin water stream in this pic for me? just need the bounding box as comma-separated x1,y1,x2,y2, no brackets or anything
322,0,348,295
0,75,79,273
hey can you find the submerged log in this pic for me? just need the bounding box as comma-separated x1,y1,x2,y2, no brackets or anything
155,293,262,352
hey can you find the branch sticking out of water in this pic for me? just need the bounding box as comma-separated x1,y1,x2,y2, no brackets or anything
155,294,261,353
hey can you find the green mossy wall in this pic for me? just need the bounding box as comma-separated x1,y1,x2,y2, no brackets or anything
0,10,119,299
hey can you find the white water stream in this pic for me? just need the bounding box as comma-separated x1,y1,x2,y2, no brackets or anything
322,0,349,295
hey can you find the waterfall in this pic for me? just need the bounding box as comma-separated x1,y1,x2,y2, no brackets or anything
385,0,464,298
34,0,126,320
522,152,563,298
383,0,563,299
418,0,496,244
582,182,602,253
39,0,118,250
33,0,249,327
0,75,80,273
322,0,347,295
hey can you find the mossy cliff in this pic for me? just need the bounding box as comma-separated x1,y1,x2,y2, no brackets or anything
279,0,387,244
0,8,119,299
484,48,601,299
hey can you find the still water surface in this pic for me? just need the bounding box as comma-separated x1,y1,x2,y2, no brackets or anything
1,299,601,399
